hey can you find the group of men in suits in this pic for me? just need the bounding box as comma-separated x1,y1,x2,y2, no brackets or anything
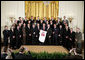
3,16,82,50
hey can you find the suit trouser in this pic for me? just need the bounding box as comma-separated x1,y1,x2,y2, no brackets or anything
77,43,82,50
54,35,58,45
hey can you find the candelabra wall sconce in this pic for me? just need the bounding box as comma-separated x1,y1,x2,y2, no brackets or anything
68,17,73,23
9,17,15,23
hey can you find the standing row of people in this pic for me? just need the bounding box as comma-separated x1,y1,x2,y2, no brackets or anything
3,16,82,50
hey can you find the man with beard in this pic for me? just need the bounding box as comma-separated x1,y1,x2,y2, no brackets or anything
26,24,32,45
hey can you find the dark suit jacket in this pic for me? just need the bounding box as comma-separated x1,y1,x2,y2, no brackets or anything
3,30,10,46
23,20,28,24
69,31,75,42
58,28,63,38
9,30,16,40
49,19,56,24
63,28,70,39
31,27,37,37
57,21,63,28
52,20,56,24
43,20,47,24
62,20,69,26
26,27,32,38
36,20,40,24
46,28,52,37
30,19,35,24
15,29,22,43
53,28,59,35
50,24,54,29
35,26,40,37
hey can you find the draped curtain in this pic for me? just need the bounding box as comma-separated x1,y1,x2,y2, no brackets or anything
25,1,59,20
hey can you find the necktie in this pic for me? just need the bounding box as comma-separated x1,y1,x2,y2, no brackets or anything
43,27,45,31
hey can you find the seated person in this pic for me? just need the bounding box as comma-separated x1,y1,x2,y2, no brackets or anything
64,48,83,59
15,47,32,59
1,47,7,59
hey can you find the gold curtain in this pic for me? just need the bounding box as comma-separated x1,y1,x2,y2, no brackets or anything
25,1,59,20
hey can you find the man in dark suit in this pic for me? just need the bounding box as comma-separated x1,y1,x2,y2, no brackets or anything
30,16,35,27
40,20,43,29
46,24,52,45
27,20,31,27
63,25,70,50
36,16,40,24
19,23,23,43
31,24,37,45
23,17,28,25
57,17,63,28
52,24,59,45
49,16,56,25
43,17,47,24
41,23,47,31
62,16,69,26
26,24,32,45
49,20,54,29
9,25,16,49
22,23,27,45
3,26,10,48
18,23,23,31
15,26,22,49
17,17,23,24
35,23,40,45
69,28,75,49
58,25,63,45
46,20,49,28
